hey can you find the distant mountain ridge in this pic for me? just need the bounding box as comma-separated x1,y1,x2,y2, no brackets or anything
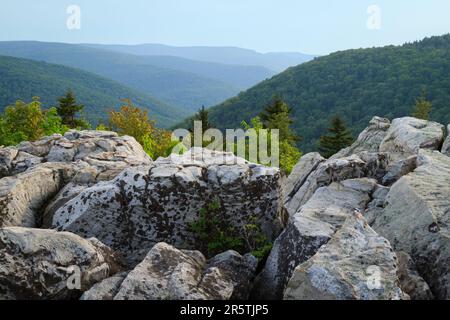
83,43,316,72
0,41,260,112
0,55,189,127
202,34,450,152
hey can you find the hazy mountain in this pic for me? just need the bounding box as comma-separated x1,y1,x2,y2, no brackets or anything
84,43,316,72
199,34,450,152
0,55,189,127
0,41,273,112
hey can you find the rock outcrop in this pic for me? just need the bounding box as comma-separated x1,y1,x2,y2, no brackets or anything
253,178,379,299
379,117,444,161
283,213,405,300
0,227,122,300
1,115,449,301
107,243,256,300
0,163,75,228
332,116,391,158
0,131,152,229
372,150,450,299
51,148,285,266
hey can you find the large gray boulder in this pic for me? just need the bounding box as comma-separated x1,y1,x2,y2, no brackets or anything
0,163,76,228
112,243,257,300
333,116,391,158
0,131,153,229
253,178,377,299
379,117,444,161
52,148,285,266
372,149,450,299
0,227,122,300
442,124,450,156
284,153,387,216
284,213,405,300
283,152,324,206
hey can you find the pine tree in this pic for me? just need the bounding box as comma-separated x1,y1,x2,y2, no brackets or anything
56,90,85,128
319,115,354,158
260,96,300,144
412,92,433,120
190,105,212,133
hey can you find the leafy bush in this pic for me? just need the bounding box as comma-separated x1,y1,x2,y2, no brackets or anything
189,198,272,259
0,98,68,146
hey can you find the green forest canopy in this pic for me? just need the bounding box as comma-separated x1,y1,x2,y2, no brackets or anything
203,34,450,152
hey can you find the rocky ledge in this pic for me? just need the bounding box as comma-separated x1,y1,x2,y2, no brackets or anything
0,117,449,300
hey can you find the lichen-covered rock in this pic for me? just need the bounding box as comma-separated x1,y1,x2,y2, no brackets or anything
381,155,418,186
285,154,387,216
52,148,284,266
0,130,151,179
112,243,253,300
80,272,128,300
0,227,122,300
284,213,405,300
372,150,450,299
442,124,450,156
0,163,76,228
333,116,391,159
396,251,434,300
252,179,377,299
206,251,258,300
379,117,444,161
283,152,324,206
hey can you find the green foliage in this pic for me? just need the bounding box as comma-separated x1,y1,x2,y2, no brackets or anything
240,98,302,174
206,34,450,152
189,199,272,259
0,98,67,146
319,115,354,158
108,100,181,159
57,90,88,129
42,107,69,136
0,55,187,128
412,92,433,120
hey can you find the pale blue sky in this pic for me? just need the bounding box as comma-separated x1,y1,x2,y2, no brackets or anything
0,0,449,55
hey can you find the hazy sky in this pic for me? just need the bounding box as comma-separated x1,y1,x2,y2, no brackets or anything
0,0,449,55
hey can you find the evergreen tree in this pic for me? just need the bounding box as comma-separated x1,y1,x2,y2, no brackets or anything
56,90,85,128
412,92,433,120
260,96,300,144
190,105,212,133
319,115,354,158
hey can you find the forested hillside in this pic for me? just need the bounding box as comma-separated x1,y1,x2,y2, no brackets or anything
205,34,450,152
0,41,274,111
0,55,188,127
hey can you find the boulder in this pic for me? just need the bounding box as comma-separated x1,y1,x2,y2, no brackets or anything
396,251,434,300
333,116,391,158
0,163,75,228
372,149,450,299
284,213,405,300
0,227,122,300
379,117,444,161
0,130,151,179
381,155,417,186
206,251,258,300
442,124,450,156
80,272,128,300
252,178,377,299
283,152,324,205
113,243,255,300
52,148,285,266
285,153,387,216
